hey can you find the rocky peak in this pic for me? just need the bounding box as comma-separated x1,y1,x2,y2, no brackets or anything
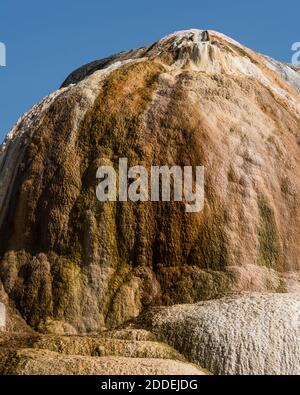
62,29,300,101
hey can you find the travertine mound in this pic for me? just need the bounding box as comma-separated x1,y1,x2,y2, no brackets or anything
1,30,300,332
141,293,300,375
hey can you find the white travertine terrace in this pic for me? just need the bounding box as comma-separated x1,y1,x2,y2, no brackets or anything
146,293,300,375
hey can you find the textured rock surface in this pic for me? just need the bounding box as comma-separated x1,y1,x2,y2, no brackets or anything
141,293,300,375
1,29,300,333
0,332,185,360
0,329,208,375
0,349,206,375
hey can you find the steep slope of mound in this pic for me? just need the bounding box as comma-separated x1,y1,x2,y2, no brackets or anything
140,293,300,375
1,30,300,332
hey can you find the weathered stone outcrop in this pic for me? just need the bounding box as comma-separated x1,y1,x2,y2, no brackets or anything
1,30,300,334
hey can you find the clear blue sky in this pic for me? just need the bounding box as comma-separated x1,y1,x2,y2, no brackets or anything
0,0,299,142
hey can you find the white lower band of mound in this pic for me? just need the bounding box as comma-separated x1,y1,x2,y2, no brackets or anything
147,293,300,375
0,303,5,330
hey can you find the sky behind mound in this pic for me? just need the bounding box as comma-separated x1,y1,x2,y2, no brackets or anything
0,0,299,141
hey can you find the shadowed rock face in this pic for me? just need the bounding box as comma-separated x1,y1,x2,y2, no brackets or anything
1,29,300,333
